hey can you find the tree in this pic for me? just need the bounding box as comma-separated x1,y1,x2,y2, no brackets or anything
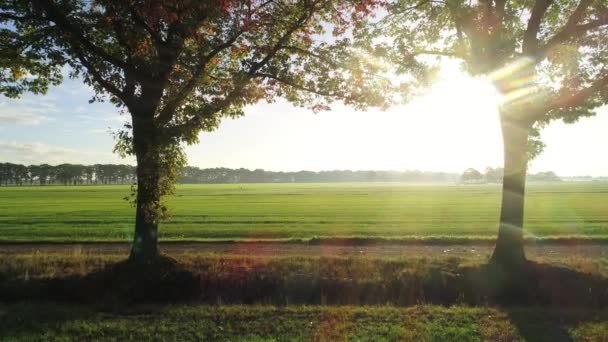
461,168,483,184
528,171,561,182
2,0,389,261
370,0,608,267
484,167,504,184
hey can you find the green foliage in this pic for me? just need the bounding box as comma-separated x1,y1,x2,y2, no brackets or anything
0,1,65,97
460,168,483,183
364,0,608,155
1,0,391,132
1,1,392,234
1,183,608,242
154,142,187,220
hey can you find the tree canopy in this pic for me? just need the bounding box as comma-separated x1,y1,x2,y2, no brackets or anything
360,0,608,266
1,0,391,260
363,0,608,148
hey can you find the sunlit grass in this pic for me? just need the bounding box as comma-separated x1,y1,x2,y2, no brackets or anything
1,183,607,242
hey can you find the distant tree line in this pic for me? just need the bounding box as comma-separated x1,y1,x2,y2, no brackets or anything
0,163,136,186
460,167,562,184
1,163,462,186
181,167,461,184
0,163,569,186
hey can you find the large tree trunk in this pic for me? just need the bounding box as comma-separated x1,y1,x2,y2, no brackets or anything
129,116,161,262
491,115,530,267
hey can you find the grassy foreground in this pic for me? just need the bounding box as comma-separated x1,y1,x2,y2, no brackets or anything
1,182,607,242
2,248,607,307
1,250,607,340
2,303,607,341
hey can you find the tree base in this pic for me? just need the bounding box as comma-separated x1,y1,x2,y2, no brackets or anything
490,241,527,269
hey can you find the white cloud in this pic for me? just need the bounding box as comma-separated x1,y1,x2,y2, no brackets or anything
0,95,57,125
0,141,133,165
88,128,111,134
76,112,127,124
0,112,50,125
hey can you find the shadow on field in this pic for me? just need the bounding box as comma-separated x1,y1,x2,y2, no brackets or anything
504,306,608,342
2,255,608,309
506,309,573,342
1,302,607,341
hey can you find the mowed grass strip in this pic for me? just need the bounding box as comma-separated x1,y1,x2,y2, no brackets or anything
1,183,607,242
1,303,607,341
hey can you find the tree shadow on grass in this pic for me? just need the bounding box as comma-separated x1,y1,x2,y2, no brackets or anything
463,260,608,308
2,256,608,309
0,254,199,304
506,309,574,342
504,306,608,342
463,260,608,341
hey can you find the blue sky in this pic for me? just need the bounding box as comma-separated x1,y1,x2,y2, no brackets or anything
1,67,607,176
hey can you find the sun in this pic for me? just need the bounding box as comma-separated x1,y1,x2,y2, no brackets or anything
394,63,505,172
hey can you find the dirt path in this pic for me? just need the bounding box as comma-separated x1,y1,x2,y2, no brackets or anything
1,242,607,259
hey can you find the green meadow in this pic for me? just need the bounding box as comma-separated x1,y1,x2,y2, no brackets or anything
2,303,607,341
1,182,606,242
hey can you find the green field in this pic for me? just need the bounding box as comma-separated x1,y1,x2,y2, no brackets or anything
3,303,607,341
1,183,607,242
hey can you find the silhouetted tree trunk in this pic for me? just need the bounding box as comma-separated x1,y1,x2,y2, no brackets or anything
491,115,530,266
129,115,160,262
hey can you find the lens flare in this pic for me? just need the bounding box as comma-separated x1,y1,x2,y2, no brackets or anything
488,57,547,113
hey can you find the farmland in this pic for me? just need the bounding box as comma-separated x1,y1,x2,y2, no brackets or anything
2,182,608,340
1,182,607,242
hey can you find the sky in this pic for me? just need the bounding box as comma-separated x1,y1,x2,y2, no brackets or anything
1,64,607,176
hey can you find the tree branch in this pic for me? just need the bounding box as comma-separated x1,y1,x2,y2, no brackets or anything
39,2,139,78
254,72,347,99
156,30,247,124
563,0,593,30
0,12,35,21
413,49,464,58
495,0,507,22
126,4,164,47
522,0,553,54
545,74,608,113
168,1,319,135
537,0,607,56
72,47,131,106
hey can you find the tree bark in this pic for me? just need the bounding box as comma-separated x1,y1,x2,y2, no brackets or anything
129,115,161,262
491,115,530,267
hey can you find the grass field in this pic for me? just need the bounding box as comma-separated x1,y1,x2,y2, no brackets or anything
2,182,608,340
2,303,607,341
1,182,607,242
1,250,607,340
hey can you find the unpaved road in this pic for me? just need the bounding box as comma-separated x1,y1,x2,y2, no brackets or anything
1,242,607,259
